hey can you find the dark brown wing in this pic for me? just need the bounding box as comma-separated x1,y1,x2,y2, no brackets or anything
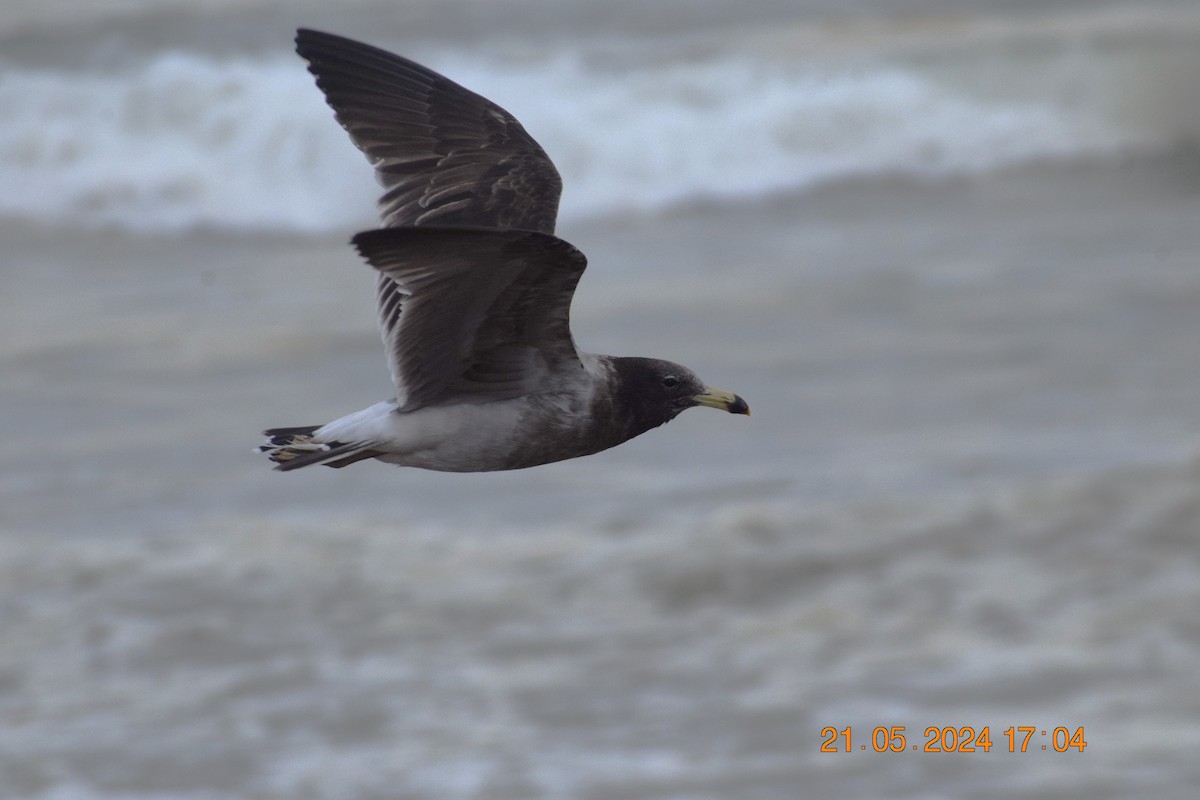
295,28,562,234
352,227,588,410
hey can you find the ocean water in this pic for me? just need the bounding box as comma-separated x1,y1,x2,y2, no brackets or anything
2,1,1200,798
4,1,1199,233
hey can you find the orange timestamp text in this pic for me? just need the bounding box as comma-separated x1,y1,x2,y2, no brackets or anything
820,725,1087,753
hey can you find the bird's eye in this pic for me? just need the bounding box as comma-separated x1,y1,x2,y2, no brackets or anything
662,376,679,388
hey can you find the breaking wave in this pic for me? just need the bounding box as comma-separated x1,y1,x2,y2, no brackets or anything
0,38,1181,233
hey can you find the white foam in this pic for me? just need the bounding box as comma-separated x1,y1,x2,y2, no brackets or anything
508,55,1115,218
0,53,377,232
0,45,1156,234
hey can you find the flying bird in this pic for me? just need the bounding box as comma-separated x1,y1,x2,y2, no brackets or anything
259,29,749,473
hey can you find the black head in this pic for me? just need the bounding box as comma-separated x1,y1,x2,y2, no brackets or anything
610,356,749,440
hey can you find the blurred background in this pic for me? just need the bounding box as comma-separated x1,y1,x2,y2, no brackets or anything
3,0,1200,797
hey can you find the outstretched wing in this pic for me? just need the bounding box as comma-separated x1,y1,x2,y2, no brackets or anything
352,227,588,410
295,28,562,234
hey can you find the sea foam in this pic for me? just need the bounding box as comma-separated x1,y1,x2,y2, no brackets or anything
0,44,1155,234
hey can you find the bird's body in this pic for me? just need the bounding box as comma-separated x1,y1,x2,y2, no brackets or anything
259,29,747,473
305,359,603,473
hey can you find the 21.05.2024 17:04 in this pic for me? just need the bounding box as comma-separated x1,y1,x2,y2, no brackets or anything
820,725,1088,753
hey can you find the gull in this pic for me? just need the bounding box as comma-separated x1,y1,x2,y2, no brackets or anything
259,29,748,473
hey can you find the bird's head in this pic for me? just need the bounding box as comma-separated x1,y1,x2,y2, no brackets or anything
611,356,749,438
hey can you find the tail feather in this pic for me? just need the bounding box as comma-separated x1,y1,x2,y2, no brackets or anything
258,426,380,471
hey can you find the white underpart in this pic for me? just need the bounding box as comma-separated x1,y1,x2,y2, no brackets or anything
312,355,610,470
315,400,523,462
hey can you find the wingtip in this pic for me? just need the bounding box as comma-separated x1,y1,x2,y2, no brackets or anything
350,228,380,261
294,27,342,60
295,27,325,42
294,27,315,48
294,28,316,61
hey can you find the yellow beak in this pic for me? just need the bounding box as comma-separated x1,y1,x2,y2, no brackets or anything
692,386,750,415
